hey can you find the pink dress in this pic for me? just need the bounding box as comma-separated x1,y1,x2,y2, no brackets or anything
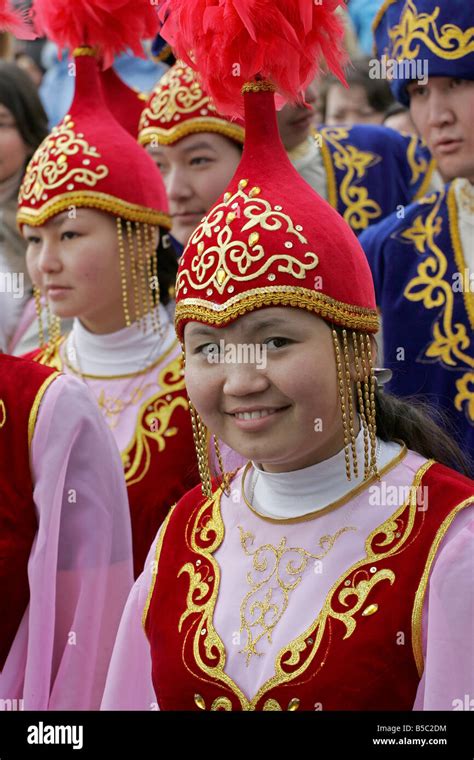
0,372,133,710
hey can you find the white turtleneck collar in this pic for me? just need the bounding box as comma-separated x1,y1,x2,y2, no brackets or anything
246,422,403,519
64,304,176,376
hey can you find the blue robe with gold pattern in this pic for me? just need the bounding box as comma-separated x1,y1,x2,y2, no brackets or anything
360,182,474,463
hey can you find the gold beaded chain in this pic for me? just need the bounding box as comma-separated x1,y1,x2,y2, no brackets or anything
182,347,230,498
33,285,46,348
332,327,379,482
342,328,358,479
332,328,352,481
126,219,141,326
352,330,370,479
117,217,163,334
116,216,131,327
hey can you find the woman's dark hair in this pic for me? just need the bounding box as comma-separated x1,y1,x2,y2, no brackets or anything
0,61,48,158
155,227,179,305
320,57,394,121
374,388,473,478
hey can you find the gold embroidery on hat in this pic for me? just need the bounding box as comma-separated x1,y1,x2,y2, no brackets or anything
19,114,109,206
139,62,216,129
389,0,474,61
176,180,319,296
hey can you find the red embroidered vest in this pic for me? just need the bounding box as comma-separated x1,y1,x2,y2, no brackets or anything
0,354,59,670
26,339,199,578
144,460,473,710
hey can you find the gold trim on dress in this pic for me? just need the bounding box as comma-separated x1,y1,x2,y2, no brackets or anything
141,503,178,630
448,183,474,329
121,354,189,486
411,494,474,677
28,371,60,448
240,442,408,524
402,188,474,375
143,453,435,708
316,127,383,232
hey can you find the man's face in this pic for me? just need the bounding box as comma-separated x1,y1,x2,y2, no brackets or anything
276,79,322,151
407,77,474,183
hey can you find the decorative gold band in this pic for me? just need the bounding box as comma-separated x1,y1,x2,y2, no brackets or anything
28,371,60,448
139,118,245,147
242,80,276,94
73,47,98,58
17,190,171,230
175,286,380,337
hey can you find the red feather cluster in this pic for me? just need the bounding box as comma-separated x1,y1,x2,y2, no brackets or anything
0,0,36,39
158,0,348,118
32,0,160,67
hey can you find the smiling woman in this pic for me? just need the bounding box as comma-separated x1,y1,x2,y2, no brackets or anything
102,0,474,714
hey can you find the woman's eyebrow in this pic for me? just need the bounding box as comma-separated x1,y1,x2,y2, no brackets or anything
181,141,216,155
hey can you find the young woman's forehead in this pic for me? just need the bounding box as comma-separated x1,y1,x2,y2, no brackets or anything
184,308,325,337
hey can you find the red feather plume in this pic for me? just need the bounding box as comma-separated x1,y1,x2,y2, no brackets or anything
0,1,36,39
32,0,160,68
157,0,348,118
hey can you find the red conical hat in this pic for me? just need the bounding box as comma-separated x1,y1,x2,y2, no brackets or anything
100,66,147,139
17,0,170,229
163,0,379,339
174,86,378,339
138,60,245,148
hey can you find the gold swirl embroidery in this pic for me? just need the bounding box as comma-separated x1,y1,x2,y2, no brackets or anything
401,187,474,422
455,372,474,422
19,114,109,205
0,399,6,428
33,340,190,483
331,567,395,638
121,356,189,486
237,525,356,666
176,178,319,296
389,0,474,61
405,133,432,194
176,459,430,709
317,127,383,232
139,62,215,130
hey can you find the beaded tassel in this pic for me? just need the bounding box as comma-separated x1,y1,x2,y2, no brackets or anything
332,327,379,481
33,285,46,348
126,219,141,327
332,328,352,481
116,217,131,327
